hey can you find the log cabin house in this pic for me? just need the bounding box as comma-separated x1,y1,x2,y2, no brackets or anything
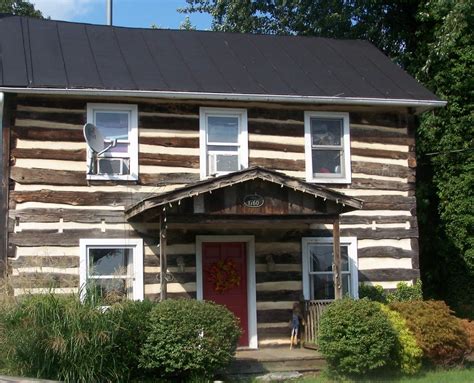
0,14,445,348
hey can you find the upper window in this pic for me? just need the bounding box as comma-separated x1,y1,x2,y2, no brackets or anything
199,107,248,179
86,103,138,181
302,237,358,300
304,112,351,183
79,238,144,303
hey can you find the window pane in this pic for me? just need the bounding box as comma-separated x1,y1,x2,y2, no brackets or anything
312,149,342,175
95,112,129,140
310,244,333,272
311,274,334,300
310,244,349,272
89,278,132,304
89,248,132,276
208,116,239,143
208,153,239,173
342,274,351,295
311,118,342,146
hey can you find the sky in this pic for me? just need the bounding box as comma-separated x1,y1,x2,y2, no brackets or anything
30,0,213,30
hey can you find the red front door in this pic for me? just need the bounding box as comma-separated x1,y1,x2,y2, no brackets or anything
202,242,248,347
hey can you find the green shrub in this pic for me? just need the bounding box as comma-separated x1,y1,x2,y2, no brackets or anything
379,304,423,374
390,300,470,366
0,293,155,382
318,298,396,375
106,299,155,381
387,280,423,303
359,284,387,303
140,299,241,379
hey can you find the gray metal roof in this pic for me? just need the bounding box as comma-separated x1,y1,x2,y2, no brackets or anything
0,14,442,106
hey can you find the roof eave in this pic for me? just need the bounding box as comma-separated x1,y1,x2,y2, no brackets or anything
0,87,447,112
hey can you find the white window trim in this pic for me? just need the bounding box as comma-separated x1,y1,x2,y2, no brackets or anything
199,107,248,179
79,238,144,301
86,103,139,181
304,111,351,184
302,236,358,300
196,235,258,349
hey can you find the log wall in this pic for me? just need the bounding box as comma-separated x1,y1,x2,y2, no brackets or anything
6,95,419,346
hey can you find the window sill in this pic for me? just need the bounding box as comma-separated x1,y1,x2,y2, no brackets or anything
86,174,138,182
306,176,351,184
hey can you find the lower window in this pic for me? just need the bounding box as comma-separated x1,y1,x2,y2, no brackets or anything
79,238,144,302
302,237,358,300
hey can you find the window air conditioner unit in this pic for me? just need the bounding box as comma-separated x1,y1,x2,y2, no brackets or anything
97,157,130,175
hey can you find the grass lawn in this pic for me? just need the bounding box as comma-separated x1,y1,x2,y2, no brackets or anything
296,365,474,383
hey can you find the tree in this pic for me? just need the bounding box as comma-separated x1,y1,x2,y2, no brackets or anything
0,0,43,17
179,16,196,30
415,0,474,317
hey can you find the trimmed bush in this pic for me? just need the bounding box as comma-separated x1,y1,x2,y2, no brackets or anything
379,304,422,374
318,298,396,375
359,284,387,303
140,299,241,379
460,319,474,353
387,280,423,303
390,300,470,366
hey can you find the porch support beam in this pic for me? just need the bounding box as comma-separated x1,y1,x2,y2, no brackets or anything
159,212,167,301
333,217,343,299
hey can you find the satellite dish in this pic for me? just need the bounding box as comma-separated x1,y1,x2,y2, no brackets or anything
83,123,117,175
83,123,105,153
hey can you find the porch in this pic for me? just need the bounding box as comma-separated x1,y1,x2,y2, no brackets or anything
125,167,362,349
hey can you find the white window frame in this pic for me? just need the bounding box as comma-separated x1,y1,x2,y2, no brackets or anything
304,111,351,184
302,236,358,300
199,107,248,179
86,103,139,181
79,238,144,301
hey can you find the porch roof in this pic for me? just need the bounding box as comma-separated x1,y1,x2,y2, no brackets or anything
125,167,363,221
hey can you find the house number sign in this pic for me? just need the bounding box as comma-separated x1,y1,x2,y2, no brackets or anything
243,194,264,208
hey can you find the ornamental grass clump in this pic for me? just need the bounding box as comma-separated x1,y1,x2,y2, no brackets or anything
390,300,470,367
379,304,423,374
140,299,241,379
318,298,396,375
0,292,155,382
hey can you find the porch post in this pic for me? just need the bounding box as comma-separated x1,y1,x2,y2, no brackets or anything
159,212,168,301
332,217,343,299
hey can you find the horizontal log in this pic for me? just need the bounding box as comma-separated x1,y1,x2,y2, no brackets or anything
10,167,199,186
350,112,408,129
256,290,303,302
249,140,304,153
359,268,420,282
144,253,196,267
349,178,414,191
257,309,291,323
250,157,304,171
249,121,304,137
361,195,416,211
10,256,79,268
17,97,87,110
358,247,416,259
352,162,413,178
9,230,144,246
340,215,416,226
138,102,199,116
145,292,197,300
139,115,198,131
10,190,150,206
140,153,199,168
12,126,84,142
12,148,86,161
350,147,408,160
351,135,415,146
16,110,85,125
10,208,126,223
255,253,301,265
256,272,302,283
139,136,198,148
10,272,78,288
